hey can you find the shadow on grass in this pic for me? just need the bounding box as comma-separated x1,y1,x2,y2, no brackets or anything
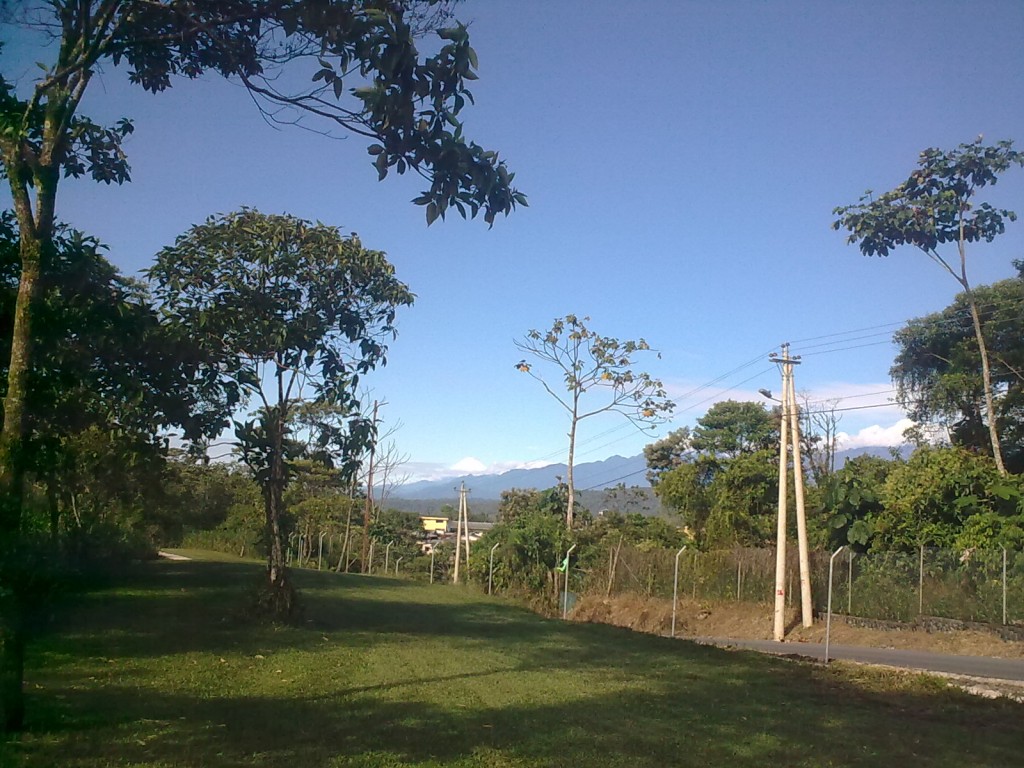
37,560,577,663
5,558,1022,768
13,658,1022,768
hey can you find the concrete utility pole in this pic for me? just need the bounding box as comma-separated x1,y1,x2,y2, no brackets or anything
452,482,471,584
771,347,791,642
461,484,471,567
769,344,812,640
785,352,813,629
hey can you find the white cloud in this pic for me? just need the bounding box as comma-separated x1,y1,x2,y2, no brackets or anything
835,418,914,450
486,460,554,474
450,456,488,474
401,458,556,484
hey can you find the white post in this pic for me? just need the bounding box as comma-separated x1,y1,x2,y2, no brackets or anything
462,488,471,566
786,358,812,628
395,556,403,575
453,482,468,584
736,557,741,602
1003,548,1008,626
488,542,500,595
772,345,791,642
318,531,326,571
671,546,687,638
919,544,925,616
825,546,846,663
430,547,436,584
562,544,577,619
847,549,853,615
385,540,393,574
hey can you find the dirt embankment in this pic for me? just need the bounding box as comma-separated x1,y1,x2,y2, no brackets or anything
572,593,1024,660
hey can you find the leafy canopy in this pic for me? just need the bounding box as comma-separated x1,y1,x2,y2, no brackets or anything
0,0,525,225
147,208,414,460
515,314,674,427
832,138,1023,275
690,399,777,459
891,272,1024,473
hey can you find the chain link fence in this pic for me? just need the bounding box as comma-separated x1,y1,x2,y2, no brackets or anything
580,544,1023,626
189,523,1024,628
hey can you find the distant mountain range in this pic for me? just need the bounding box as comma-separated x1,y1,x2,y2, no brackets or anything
391,445,911,502
392,454,646,501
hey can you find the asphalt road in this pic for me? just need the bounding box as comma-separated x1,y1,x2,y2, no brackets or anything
695,637,1024,682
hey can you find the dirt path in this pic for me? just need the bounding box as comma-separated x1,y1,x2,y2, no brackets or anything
157,551,192,561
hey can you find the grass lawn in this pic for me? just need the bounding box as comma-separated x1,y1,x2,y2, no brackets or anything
1,553,1019,767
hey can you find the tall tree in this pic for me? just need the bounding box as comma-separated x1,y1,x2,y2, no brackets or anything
0,213,233,533
690,399,778,459
833,138,1023,475
0,214,233,731
876,445,1013,550
642,427,692,484
891,271,1024,473
515,315,674,529
0,0,525,538
148,209,413,616
647,400,780,546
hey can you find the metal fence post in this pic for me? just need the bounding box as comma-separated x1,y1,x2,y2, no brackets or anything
671,546,687,638
825,546,846,664
919,544,925,616
318,531,326,570
395,556,402,575
430,547,436,584
692,550,698,600
385,540,393,574
847,549,853,615
562,544,577,620
1004,548,1008,626
488,542,500,595
736,557,742,602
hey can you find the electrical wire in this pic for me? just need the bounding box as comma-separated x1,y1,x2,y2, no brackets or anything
518,285,1024,483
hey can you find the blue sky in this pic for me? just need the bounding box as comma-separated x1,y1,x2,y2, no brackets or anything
4,1,1024,484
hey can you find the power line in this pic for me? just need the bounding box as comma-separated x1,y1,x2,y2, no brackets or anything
579,399,905,491
515,349,775,467
516,286,1024,478
788,292,1024,357
788,291,1024,347
800,339,895,357
571,365,775,463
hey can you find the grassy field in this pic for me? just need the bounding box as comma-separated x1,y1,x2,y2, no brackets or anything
1,552,1020,767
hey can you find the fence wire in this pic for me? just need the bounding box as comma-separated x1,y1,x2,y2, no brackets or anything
586,544,1022,626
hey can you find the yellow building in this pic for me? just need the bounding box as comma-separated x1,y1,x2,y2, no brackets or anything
420,516,449,534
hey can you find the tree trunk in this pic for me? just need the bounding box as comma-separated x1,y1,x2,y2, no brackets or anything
361,401,378,573
965,295,1006,475
266,467,286,587
261,413,296,618
566,414,577,529
956,219,1006,476
0,236,43,536
0,232,43,734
